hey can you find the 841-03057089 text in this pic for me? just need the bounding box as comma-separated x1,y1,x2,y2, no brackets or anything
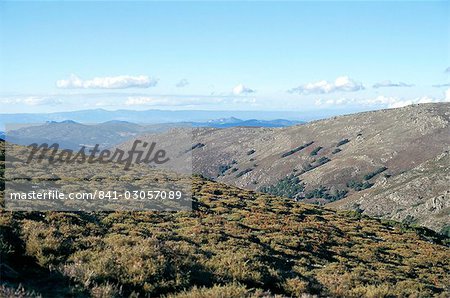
8,190,186,201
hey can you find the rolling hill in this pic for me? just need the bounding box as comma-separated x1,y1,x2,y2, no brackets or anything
118,103,450,231
1,177,449,297
1,133,449,297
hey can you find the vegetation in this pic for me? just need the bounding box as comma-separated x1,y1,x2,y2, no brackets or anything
331,148,341,154
246,149,255,156
309,146,323,156
441,225,450,238
346,180,374,191
302,157,331,173
235,168,253,178
305,186,348,202
217,160,237,176
281,141,314,158
259,174,305,199
1,140,449,297
363,167,388,180
336,139,350,147
0,178,449,297
0,141,4,191
186,143,205,152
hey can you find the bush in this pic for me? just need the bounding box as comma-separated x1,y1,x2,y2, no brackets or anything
346,180,373,191
186,143,205,153
304,186,347,201
440,225,450,238
363,167,388,180
332,148,341,154
281,141,314,158
218,160,237,176
336,139,350,147
301,157,331,173
310,146,323,156
235,168,253,178
259,175,305,199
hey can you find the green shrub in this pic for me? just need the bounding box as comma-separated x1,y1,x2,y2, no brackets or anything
281,141,314,158
336,139,350,147
346,180,373,191
440,225,450,238
310,146,323,156
246,149,255,156
259,175,305,199
235,168,253,178
332,148,341,154
363,167,388,180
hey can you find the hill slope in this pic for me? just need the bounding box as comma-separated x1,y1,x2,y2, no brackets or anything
330,151,450,233
1,178,449,297
119,103,450,231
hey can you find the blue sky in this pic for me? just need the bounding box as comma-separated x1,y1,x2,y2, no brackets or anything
0,1,449,113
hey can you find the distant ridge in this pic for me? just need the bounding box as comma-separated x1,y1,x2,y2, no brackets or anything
0,108,308,124
5,118,302,150
0,106,373,125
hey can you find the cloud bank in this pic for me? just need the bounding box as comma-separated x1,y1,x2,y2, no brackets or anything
289,76,364,94
56,74,158,89
125,96,256,107
0,96,62,106
432,83,450,88
373,80,414,88
315,88,450,109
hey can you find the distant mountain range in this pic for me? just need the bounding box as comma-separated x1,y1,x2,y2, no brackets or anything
191,117,302,128
5,118,302,150
0,108,312,125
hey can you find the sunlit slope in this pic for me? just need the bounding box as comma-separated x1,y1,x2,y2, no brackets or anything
1,177,449,297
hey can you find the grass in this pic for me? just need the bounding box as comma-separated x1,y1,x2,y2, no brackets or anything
1,140,449,297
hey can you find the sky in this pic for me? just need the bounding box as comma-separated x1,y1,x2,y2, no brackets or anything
0,1,449,114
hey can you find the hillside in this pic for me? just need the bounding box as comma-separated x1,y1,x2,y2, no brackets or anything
119,103,450,231
330,151,450,234
1,177,449,297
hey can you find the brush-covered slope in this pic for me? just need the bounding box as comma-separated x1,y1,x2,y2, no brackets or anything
330,150,450,234
1,177,449,297
189,103,449,193
119,103,450,231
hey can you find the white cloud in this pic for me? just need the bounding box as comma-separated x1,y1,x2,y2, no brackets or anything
176,79,189,88
232,97,256,104
432,83,450,88
315,93,447,109
125,96,225,107
373,80,414,88
124,95,258,107
232,84,256,95
56,74,158,89
289,76,364,94
125,97,170,106
0,96,62,106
